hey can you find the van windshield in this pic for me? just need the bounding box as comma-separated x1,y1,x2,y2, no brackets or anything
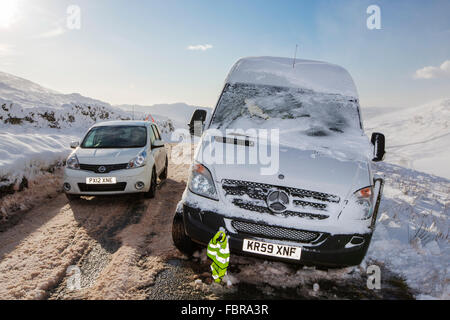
81,126,147,149
209,83,362,137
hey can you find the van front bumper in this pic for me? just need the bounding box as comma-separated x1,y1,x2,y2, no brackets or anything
180,204,374,268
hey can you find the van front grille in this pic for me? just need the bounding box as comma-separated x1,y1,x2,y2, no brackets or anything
222,179,340,220
232,220,321,243
232,199,329,220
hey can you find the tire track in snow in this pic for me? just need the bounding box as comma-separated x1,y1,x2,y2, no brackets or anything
49,197,149,299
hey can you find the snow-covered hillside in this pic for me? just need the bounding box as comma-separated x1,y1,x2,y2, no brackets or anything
0,71,111,109
0,71,176,189
361,100,449,299
116,103,211,129
364,99,450,179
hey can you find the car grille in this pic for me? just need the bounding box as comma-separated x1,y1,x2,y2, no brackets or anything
78,182,127,192
79,163,128,174
222,179,340,220
232,220,321,243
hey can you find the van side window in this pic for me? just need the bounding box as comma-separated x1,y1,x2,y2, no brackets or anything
152,125,161,140
148,125,156,145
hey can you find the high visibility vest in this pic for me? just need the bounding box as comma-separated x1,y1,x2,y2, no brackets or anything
207,231,230,282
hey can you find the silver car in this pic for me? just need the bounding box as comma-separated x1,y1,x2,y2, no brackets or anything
63,120,168,200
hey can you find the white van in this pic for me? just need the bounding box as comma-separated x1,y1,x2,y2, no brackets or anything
172,57,385,267
63,120,168,200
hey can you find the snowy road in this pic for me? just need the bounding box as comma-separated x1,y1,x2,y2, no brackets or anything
0,147,421,300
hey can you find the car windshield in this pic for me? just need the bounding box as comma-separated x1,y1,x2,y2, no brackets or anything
81,126,147,149
209,83,362,137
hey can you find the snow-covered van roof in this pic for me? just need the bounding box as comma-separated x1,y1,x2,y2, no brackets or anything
225,56,358,98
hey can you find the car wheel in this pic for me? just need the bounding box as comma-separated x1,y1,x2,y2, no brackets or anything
172,210,197,256
144,167,157,199
159,157,168,180
65,193,80,201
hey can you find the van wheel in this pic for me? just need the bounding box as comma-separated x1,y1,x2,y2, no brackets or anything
65,193,80,201
144,167,157,199
159,157,168,180
172,211,197,256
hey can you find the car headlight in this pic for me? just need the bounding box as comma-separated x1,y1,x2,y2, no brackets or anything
350,186,374,220
127,150,147,169
66,154,80,170
188,163,218,200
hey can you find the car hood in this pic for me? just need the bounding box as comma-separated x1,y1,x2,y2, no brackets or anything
198,138,371,202
75,148,142,164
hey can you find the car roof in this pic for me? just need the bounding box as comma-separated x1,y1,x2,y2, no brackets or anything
91,120,156,128
225,56,358,98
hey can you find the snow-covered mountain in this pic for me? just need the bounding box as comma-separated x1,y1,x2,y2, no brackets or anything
364,99,450,180
0,71,111,109
116,103,211,129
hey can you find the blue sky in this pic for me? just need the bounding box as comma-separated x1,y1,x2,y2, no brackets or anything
0,0,449,108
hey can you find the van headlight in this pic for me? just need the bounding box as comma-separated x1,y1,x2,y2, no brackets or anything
188,163,218,200
350,186,374,220
127,150,147,169
66,154,80,170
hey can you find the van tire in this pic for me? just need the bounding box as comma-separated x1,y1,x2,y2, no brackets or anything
144,167,157,199
172,211,197,256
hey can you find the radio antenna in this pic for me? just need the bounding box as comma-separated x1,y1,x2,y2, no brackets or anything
293,44,298,69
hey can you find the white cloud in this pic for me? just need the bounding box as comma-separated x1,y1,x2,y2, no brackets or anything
34,26,67,39
187,44,213,51
414,60,450,79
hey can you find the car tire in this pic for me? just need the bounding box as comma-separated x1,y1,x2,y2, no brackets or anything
159,157,168,180
172,210,197,256
144,167,157,199
65,193,80,201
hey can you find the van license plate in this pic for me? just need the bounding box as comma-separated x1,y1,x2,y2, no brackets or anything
86,177,117,184
242,239,301,260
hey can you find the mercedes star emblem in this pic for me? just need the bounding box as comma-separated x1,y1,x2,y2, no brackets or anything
266,190,290,213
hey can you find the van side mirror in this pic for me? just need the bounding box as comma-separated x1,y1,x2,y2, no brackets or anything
151,140,165,149
70,141,80,149
371,132,385,162
189,109,207,137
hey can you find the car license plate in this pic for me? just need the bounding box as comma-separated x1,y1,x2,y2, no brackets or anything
86,177,117,184
242,239,301,260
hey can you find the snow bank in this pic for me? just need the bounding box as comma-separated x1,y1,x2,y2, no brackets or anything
367,162,449,299
0,127,82,187
226,57,358,98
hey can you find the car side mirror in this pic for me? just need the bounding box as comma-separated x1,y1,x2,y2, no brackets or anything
371,132,385,162
70,141,80,149
152,140,165,149
189,109,207,137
